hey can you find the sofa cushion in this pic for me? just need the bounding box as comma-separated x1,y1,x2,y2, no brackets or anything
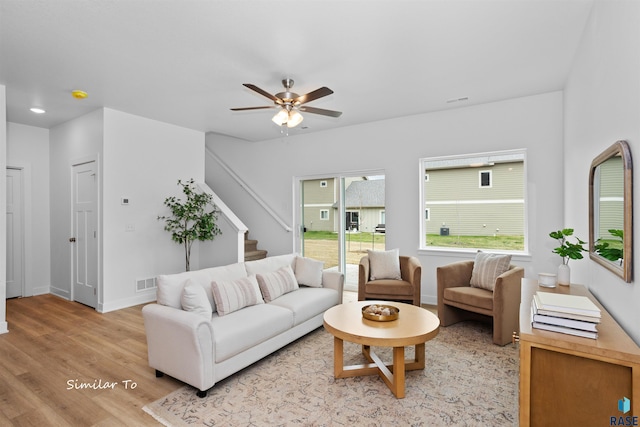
245,254,296,276
444,286,494,311
470,251,512,291
211,275,264,316
367,248,401,280
211,304,293,362
365,279,414,297
156,262,247,311
257,265,299,302
268,287,339,326
180,279,212,319
294,256,324,288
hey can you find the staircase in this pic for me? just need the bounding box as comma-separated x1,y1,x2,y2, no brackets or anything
244,232,268,261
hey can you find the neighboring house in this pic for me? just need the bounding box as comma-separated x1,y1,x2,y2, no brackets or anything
595,155,624,236
424,156,524,237
302,178,385,233
302,178,338,232
341,179,385,232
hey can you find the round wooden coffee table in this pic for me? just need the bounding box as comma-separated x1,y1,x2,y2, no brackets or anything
323,300,440,398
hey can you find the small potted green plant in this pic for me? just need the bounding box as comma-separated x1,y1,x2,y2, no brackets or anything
158,179,222,271
549,228,586,286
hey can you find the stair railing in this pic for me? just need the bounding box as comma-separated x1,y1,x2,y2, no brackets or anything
197,182,248,263
205,148,293,232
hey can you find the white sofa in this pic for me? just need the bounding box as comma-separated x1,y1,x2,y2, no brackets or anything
142,253,344,397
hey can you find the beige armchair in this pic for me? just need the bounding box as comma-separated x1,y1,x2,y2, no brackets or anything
358,255,421,306
437,260,524,345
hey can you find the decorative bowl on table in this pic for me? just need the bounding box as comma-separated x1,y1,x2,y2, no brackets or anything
362,304,399,322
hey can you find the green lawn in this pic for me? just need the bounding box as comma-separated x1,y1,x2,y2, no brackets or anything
303,230,524,251
303,231,386,244
427,234,524,251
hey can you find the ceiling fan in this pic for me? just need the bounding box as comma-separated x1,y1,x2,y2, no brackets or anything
231,78,342,128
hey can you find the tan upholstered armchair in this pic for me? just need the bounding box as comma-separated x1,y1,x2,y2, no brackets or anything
358,255,421,306
437,259,524,345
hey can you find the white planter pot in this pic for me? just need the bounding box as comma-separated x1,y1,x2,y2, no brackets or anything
557,264,571,286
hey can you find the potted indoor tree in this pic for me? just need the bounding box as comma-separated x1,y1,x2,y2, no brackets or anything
549,228,586,286
158,178,222,271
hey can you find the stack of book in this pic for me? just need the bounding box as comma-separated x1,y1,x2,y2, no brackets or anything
531,291,601,339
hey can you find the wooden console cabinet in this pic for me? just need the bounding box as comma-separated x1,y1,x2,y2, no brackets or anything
518,279,640,426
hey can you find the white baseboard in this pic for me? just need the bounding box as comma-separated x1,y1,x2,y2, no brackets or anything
98,292,156,313
0,321,7,334
423,295,437,306
32,286,50,296
50,287,70,300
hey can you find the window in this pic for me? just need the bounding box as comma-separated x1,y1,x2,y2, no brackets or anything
320,180,328,188
420,150,526,252
479,170,492,188
320,209,329,220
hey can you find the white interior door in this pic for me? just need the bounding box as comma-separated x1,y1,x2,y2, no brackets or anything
72,161,98,308
6,168,24,299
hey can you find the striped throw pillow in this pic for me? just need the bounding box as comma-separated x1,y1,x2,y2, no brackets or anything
211,275,264,316
256,265,299,302
470,251,512,291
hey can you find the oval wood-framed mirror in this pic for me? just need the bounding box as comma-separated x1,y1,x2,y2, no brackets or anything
588,140,633,282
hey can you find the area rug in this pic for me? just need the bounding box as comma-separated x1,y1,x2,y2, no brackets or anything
143,321,518,426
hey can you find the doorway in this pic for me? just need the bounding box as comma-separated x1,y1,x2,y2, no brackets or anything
71,161,98,308
297,173,385,292
6,167,24,299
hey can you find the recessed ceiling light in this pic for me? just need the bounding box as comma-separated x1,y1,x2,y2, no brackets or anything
30,107,46,114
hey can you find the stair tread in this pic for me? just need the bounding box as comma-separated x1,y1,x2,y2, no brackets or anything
245,249,268,261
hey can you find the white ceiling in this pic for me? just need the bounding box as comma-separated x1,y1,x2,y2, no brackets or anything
0,0,594,142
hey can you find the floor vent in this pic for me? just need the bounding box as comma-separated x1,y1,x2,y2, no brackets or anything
136,277,156,292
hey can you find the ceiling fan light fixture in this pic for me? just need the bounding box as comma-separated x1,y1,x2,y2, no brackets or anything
287,110,304,128
272,109,289,126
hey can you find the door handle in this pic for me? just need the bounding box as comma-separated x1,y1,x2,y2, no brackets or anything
69,237,76,243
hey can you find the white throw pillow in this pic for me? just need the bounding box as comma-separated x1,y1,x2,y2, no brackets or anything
211,275,264,316
470,251,512,291
367,249,401,280
181,279,212,319
256,265,299,302
294,256,324,288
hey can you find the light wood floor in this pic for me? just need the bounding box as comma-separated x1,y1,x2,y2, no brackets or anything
0,294,182,426
0,292,436,426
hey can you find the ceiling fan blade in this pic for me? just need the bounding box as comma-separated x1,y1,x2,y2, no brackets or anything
243,83,281,103
299,106,342,117
230,106,275,111
294,87,334,105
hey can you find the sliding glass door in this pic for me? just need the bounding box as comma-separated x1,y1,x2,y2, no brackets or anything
297,173,385,292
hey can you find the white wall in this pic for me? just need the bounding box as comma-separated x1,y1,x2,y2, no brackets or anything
7,123,51,296
49,109,104,300
206,91,565,304
101,109,204,312
564,0,640,343
0,85,7,334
